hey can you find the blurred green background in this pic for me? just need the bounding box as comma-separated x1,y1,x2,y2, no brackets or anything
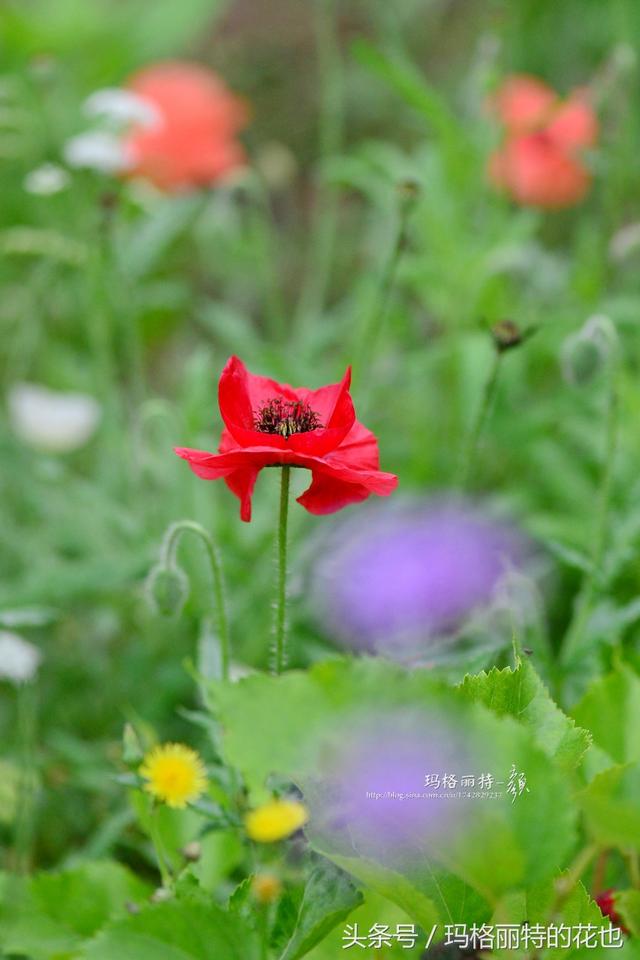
2,0,640,872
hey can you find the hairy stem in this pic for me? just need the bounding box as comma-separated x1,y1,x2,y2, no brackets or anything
273,466,291,675
150,805,172,890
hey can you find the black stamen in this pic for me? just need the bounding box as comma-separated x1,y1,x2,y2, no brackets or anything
254,398,322,438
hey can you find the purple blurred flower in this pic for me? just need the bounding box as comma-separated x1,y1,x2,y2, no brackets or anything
309,498,531,661
305,710,473,862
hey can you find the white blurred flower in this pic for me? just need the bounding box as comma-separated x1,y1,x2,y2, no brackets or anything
8,382,101,453
609,222,640,262
23,163,70,196
0,631,41,684
64,131,132,174
83,88,160,129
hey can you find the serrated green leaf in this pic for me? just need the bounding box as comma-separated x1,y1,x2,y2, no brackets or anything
616,889,640,937
579,762,640,851
213,659,577,911
459,660,591,771
80,899,259,960
278,858,362,960
571,662,640,764
0,861,149,960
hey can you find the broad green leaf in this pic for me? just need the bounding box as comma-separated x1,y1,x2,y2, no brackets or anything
617,889,640,937
571,662,640,764
318,854,443,932
279,858,363,960
0,861,149,960
579,762,640,851
459,660,591,771
493,877,615,959
213,660,577,911
80,900,259,960
306,889,425,959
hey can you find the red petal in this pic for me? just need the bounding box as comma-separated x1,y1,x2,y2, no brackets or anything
547,92,598,150
218,357,355,455
224,466,260,522
489,75,556,133
488,134,590,209
297,473,373,515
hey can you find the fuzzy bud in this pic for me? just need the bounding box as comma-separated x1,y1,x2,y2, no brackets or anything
181,841,202,863
491,319,524,353
145,563,189,617
252,872,283,905
561,314,618,386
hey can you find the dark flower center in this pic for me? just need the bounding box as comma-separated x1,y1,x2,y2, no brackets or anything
254,398,322,438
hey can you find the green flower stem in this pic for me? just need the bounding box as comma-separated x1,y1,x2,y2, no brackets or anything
356,198,412,380
273,466,291,675
561,379,619,670
295,0,343,341
259,903,270,960
457,350,502,489
149,805,173,890
161,521,230,681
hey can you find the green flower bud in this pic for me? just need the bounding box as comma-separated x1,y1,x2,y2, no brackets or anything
561,315,618,386
145,562,189,617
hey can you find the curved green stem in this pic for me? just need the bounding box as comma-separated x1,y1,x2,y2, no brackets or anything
273,467,291,675
160,520,230,681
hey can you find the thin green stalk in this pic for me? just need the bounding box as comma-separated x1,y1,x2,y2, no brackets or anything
149,805,172,889
356,198,411,378
161,521,230,681
295,0,343,340
457,350,502,489
13,682,37,873
272,466,291,675
246,174,287,342
562,380,618,668
259,903,270,960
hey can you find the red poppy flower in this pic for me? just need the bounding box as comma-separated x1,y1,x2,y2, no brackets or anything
124,62,248,192
488,74,597,209
489,132,591,209
489,74,557,135
596,890,629,935
175,357,398,522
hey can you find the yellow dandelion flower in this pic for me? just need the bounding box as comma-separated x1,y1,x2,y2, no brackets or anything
139,743,207,809
245,799,309,843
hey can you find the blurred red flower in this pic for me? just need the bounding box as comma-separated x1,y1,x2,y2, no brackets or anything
175,356,398,522
488,74,597,209
125,62,248,191
596,890,629,935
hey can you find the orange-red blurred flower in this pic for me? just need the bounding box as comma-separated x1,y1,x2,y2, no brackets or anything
124,62,248,192
488,74,597,209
